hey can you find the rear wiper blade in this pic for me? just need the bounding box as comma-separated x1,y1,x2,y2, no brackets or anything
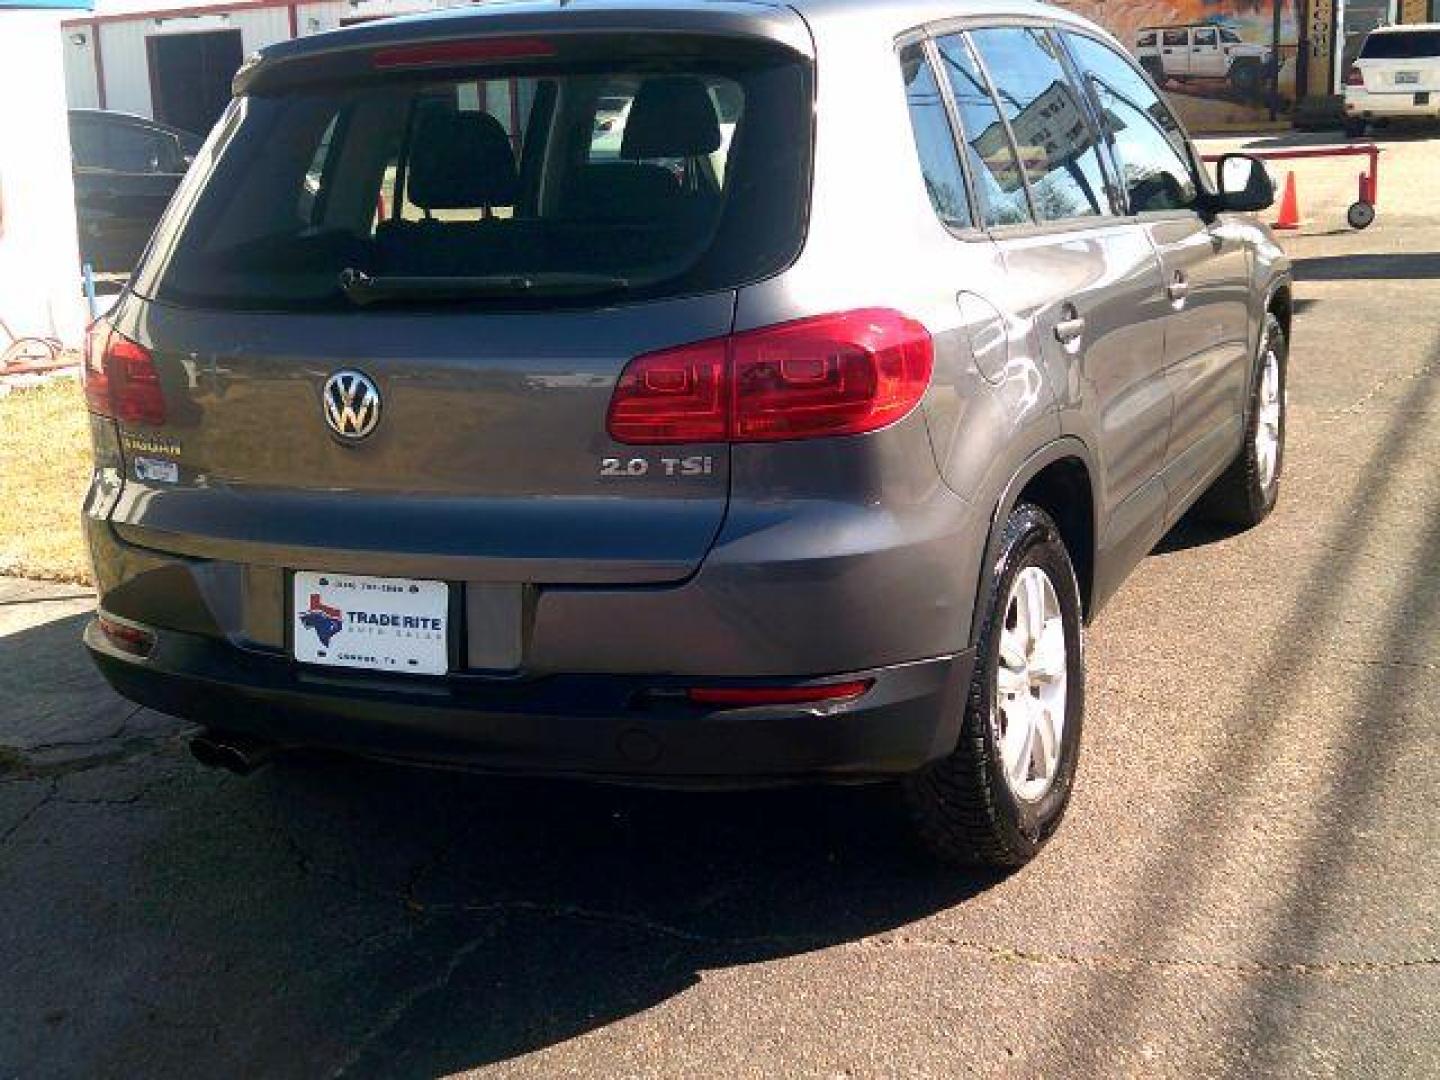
338,268,629,305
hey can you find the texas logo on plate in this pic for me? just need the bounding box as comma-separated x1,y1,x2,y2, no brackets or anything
292,571,449,675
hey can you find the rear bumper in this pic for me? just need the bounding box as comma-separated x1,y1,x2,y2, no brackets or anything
86,616,973,784
1344,89,1440,118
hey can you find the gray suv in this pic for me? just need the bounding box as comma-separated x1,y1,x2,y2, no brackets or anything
81,0,1291,867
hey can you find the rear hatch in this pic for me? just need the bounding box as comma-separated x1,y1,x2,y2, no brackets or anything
104,10,813,585
1354,27,1440,92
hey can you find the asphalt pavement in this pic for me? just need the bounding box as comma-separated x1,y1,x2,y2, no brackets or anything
2,135,1437,1078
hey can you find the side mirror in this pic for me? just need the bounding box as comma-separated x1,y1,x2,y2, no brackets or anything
1214,153,1275,212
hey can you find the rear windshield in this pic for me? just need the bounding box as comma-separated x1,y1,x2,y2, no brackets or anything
133,41,811,311
1360,30,1440,59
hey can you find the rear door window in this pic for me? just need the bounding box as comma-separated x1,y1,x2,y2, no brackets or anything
132,41,812,311
106,123,176,174
1063,32,1198,213
933,33,1030,227
1360,30,1440,58
70,118,105,168
965,27,1112,222
898,41,972,229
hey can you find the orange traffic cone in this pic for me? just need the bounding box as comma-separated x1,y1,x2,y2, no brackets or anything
1273,171,1301,231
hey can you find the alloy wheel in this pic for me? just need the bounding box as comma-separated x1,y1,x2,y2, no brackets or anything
994,566,1068,802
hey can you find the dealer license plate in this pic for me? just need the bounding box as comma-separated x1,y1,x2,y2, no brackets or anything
292,571,449,675
1395,71,1420,85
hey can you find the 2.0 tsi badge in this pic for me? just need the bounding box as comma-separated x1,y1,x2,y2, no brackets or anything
322,370,381,440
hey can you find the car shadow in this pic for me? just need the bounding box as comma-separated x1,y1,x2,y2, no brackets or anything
1151,513,1238,555
0,610,998,1076
1293,252,1440,282
1237,126,1438,149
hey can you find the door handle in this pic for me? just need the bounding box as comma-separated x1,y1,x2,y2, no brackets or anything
1167,272,1189,304
1054,303,1085,346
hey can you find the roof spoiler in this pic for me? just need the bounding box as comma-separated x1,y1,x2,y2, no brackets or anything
235,4,813,96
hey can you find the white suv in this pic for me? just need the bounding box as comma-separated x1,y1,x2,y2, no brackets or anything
1343,24,1440,136
1136,24,1272,100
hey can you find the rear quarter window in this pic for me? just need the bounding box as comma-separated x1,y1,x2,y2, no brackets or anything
898,42,972,229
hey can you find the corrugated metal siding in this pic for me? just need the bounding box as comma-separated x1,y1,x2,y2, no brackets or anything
62,26,100,109
67,0,475,119
296,0,462,36
93,19,154,116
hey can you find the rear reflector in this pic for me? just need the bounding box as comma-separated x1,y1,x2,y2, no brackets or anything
608,309,933,445
83,322,166,426
687,680,874,707
97,614,155,658
372,38,556,69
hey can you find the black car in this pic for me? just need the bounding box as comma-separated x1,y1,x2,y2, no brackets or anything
70,109,201,274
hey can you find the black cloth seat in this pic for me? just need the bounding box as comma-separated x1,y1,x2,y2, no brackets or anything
406,109,519,214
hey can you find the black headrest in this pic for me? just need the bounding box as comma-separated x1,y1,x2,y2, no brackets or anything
407,110,518,210
568,164,680,218
621,77,721,160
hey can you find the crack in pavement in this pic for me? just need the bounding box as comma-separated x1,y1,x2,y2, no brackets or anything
1321,353,1440,421
0,591,94,607
1315,653,1438,672
0,709,189,782
847,934,1440,977
14,707,143,754
329,925,506,1079
0,779,57,846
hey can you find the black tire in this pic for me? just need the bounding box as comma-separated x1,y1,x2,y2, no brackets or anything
1347,200,1376,230
1343,117,1368,139
903,504,1085,868
1198,313,1287,527
1230,61,1261,99
1140,57,1164,85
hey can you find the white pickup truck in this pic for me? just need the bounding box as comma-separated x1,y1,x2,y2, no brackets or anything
1343,24,1440,136
1135,24,1273,101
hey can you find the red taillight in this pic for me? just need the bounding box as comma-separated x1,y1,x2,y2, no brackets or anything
686,680,874,707
83,322,166,426
372,38,555,69
732,310,933,441
606,338,729,444
97,613,155,657
1344,66,1364,87
607,309,933,445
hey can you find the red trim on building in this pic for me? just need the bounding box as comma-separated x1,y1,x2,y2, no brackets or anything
287,2,298,37
64,0,294,29
91,20,108,109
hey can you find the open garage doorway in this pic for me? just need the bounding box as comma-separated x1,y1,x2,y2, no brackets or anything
146,29,242,137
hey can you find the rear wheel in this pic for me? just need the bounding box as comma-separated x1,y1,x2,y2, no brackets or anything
903,504,1084,868
1343,117,1368,138
1198,313,1286,527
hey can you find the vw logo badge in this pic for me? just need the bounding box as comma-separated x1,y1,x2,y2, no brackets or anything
322,370,381,440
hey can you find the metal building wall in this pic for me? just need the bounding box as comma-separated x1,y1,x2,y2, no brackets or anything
294,0,464,36
60,0,473,120
94,7,291,118
62,25,101,108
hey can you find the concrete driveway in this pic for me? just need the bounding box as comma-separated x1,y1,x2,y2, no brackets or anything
2,138,1438,1078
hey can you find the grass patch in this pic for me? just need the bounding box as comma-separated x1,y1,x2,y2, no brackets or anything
0,379,92,584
